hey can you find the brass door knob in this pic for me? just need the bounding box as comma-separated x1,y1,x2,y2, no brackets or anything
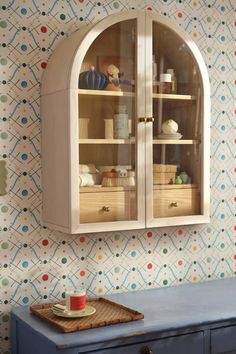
102,206,110,212
146,117,154,123
139,117,147,123
141,346,153,354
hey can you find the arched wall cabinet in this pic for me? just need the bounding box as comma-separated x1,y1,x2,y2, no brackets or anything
41,10,210,234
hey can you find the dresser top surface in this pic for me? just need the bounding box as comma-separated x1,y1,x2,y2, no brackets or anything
12,277,236,348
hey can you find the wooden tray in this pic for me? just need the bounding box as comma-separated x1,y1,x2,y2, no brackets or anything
30,298,144,333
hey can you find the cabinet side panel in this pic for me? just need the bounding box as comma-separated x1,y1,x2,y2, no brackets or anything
41,91,70,230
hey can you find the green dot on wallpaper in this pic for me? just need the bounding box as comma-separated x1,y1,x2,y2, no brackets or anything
2,314,10,322
1,242,9,249
0,20,7,28
1,132,8,139
0,95,8,103
2,278,9,286
114,266,120,273
0,58,7,65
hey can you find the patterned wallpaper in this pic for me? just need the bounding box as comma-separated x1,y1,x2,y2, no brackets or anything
0,0,235,352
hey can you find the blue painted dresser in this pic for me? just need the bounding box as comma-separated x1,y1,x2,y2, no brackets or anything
11,277,236,354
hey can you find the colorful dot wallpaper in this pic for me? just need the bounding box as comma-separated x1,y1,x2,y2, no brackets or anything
0,0,235,352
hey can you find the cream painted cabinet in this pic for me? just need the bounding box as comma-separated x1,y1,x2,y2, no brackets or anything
41,10,210,234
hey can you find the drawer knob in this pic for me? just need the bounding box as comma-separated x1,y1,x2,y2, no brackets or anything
141,346,153,354
170,201,178,207
102,206,110,212
146,117,154,123
139,117,147,123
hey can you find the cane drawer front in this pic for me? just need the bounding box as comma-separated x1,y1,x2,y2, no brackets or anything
211,325,236,354
153,186,200,218
83,332,204,354
80,190,135,223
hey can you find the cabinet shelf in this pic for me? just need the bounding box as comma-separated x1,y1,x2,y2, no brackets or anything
78,89,195,101
79,138,135,144
80,186,135,193
153,184,197,190
78,89,135,97
153,93,196,100
153,139,199,145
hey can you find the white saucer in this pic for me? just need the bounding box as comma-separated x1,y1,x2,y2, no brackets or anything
52,305,96,318
157,133,183,140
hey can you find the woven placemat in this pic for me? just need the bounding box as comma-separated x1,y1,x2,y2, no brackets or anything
30,298,144,333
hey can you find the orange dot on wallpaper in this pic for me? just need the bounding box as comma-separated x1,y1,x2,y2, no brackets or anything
98,288,103,293
193,276,197,281
80,236,85,243
193,246,197,251
178,260,183,266
98,255,103,260
80,270,85,276
178,229,183,235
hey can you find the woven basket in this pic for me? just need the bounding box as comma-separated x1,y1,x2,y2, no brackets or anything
153,164,177,172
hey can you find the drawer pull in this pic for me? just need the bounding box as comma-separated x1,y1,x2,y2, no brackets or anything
102,206,110,212
141,346,153,354
146,117,154,123
170,201,178,207
139,117,147,123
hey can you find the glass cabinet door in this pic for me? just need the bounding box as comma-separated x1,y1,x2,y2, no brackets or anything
150,21,203,222
78,20,139,225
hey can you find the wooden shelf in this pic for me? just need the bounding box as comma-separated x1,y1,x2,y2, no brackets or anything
80,186,136,193
153,93,196,100
153,139,199,145
78,89,134,97
79,138,135,144
78,90,195,100
153,184,197,190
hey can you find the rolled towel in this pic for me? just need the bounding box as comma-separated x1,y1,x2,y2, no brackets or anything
79,173,101,186
79,164,98,174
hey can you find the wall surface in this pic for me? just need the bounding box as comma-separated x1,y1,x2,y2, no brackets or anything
0,0,235,353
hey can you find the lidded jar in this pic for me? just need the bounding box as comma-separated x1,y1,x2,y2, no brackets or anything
159,73,172,94
113,105,129,139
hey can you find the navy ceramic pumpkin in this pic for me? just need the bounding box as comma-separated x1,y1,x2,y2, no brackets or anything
79,66,108,90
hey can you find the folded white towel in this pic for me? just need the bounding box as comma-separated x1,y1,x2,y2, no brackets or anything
79,164,98,174
79,173,101,186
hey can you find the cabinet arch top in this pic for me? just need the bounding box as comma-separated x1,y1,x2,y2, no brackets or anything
41,10,210,97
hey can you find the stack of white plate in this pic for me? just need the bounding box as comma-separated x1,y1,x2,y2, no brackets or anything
157,133,183,140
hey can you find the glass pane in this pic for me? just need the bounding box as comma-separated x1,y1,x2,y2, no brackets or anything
78,20,137,224
152,22,202,218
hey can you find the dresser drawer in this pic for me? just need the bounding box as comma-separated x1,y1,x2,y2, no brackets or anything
211,325,236,354
153,186,200,218
80,190,135,223
83,332,204,354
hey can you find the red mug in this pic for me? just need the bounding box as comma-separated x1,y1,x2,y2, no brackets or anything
66,288,86,311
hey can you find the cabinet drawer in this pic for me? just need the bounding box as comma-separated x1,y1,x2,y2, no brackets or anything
153,187,200,218
83,332,204,354
80,191,135,223
211,325,236,354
